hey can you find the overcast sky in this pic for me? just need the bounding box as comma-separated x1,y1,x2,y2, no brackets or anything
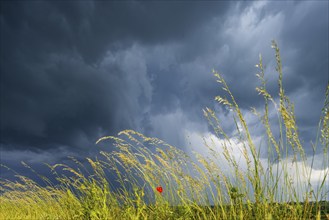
0,1,328,182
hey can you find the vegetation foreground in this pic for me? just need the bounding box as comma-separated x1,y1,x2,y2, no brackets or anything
1,42,328,219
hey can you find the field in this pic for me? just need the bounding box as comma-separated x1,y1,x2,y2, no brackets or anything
1,42,328,219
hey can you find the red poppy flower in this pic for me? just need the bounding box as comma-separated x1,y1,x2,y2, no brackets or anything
156,186,163,193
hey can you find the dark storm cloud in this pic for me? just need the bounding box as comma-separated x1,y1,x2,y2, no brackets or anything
0,0,328,168
0,0,233,153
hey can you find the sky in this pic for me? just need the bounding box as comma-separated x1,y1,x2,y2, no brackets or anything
0,1,328,196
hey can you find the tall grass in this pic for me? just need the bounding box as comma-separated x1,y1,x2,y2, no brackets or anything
1,41,328,219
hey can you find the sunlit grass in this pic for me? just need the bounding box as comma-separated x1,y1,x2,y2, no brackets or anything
1,41,328,219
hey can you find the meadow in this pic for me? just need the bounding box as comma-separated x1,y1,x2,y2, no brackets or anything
0,41,328,219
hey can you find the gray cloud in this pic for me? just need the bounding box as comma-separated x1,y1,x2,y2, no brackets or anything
0,1,232,155
0,1,328,174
